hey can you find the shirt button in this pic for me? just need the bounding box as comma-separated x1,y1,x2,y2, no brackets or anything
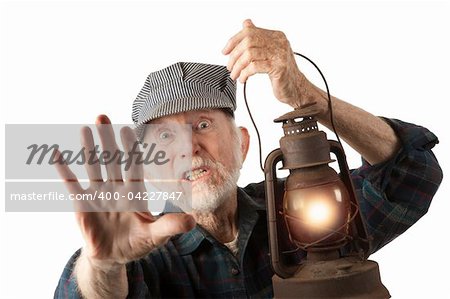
231,268,240,276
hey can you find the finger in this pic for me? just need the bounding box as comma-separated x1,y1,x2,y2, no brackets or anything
53,149,84,195
229,47,267,81
96,115,123,182
223,19,256,56
80,126,103,183
243,18,255,28
238,60,272,83
120,126,144,182
148,213,196,245
222,29,247,56
226,37,252,73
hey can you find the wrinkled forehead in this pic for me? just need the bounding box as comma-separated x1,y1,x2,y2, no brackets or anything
148,108,231,125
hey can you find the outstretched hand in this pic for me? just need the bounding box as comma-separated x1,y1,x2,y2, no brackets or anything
53,115,195,268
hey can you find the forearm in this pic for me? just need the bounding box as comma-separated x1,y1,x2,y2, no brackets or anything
297,78,401,165
74,249,128,299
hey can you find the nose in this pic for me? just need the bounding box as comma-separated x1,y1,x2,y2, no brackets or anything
178,126,198,159
191,133,202,156
181,132,201,159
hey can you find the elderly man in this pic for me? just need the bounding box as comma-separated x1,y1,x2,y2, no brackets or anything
54,20,442,298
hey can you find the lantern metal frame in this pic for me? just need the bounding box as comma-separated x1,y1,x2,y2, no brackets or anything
264,104,390,298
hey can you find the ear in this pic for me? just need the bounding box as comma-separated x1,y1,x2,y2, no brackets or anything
238,126,250,163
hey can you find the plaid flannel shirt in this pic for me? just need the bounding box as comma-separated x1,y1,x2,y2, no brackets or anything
54,118,443,298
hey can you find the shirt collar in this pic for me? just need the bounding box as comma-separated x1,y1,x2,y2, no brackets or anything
237,186,266,212
173,186,266,255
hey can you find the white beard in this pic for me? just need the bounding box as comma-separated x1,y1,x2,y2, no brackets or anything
144,155,241,214
189,159,240,212
170,127,243,213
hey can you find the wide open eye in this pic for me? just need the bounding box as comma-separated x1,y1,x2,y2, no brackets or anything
159,131,173,140
196,120,211,130
155,127,176,145
142,124,178,147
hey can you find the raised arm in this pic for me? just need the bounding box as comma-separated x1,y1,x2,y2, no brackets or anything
222,19,400,165
223,19,442,254
304,84,401,165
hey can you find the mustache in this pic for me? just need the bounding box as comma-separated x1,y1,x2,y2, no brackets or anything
177,156,225,180
191,156,221,169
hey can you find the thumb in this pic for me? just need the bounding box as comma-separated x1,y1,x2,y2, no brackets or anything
243,19,255,28
149,213,196,245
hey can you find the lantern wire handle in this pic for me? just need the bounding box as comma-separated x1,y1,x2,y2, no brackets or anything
243,52,343,173
243,82,265,172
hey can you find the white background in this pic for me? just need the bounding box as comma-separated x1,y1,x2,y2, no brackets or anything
1,1,449,298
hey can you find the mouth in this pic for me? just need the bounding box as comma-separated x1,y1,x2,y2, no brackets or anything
182,167,210,182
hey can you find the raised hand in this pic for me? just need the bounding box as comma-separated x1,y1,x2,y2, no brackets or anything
223,19,313,108
53,115,195,267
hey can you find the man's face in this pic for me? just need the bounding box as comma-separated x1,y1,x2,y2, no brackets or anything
141,109,248,213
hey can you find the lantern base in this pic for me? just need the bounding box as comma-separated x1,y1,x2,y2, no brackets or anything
272,256,390,298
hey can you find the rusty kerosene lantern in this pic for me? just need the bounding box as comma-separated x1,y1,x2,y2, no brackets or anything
264,103,390,298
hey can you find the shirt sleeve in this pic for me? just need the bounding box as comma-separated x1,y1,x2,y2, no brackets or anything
351,118,443,254
54,249,83,299
54,248,163,299
125,258,156,298
54,249,160,299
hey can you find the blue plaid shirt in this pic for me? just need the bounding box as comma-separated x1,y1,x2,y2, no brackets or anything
54,118,443,298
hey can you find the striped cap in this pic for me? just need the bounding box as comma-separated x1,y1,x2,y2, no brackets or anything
132,62,236,139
